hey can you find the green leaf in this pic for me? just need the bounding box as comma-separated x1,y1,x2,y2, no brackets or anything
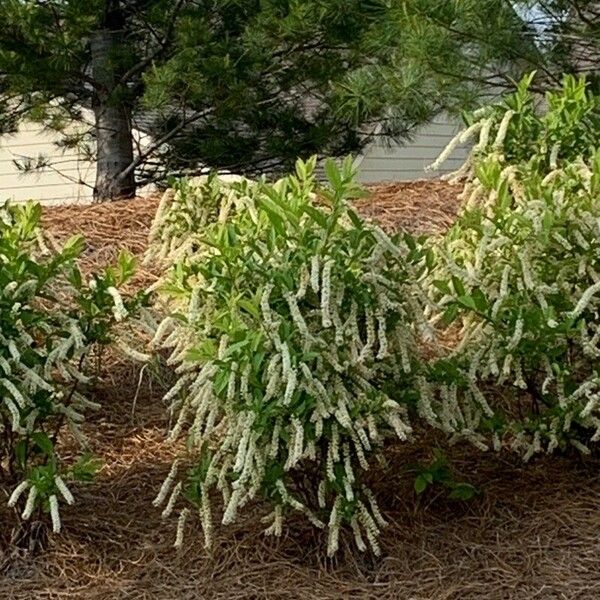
346,208,364,230
303,205,328,229
295,158,308,180
433,279,452,295
116,249,137,284
214,369,231,395
414,474,429,494
61,235,85,260
259,203,286,236
542,211,554,232
471,288,488,312
324,159,342,188
451,276,466,296
457,295,477,311
14,440,27,469
252,351,266,372
222,339,251,359
68,266,83,289
186,339,217,362
250,331,264,352
70,454,101,482
425,248,435,270
441,304,459,325
238,298,260,319
449,483,478,501
32,432,54,456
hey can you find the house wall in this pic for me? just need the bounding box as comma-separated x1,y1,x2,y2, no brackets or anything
355,116,470,183
2,114,472,203
0,121,96,205
0,119,154,205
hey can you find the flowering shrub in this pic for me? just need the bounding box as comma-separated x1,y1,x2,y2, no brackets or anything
429,75,600,459
148,157,432,555
0,201,146,538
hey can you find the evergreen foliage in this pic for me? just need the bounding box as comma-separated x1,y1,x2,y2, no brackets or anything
0,0,528,198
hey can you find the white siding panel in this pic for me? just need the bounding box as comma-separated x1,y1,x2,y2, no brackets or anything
0,122,95,204
357,115,469,183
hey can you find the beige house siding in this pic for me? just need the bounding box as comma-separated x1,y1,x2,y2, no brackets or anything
0,118,153,205
356,117,469,183
2,115,470,204
0,122,96,205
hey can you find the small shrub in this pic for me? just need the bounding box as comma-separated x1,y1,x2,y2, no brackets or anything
147,157,432,555
429,75,600,459
411,449,478,501
0,201,146,537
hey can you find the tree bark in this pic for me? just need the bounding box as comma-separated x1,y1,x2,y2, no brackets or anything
90,26,136,201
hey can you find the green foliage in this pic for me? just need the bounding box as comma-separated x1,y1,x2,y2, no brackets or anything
0,201,146,534
474,74,598,168
412,449,478,501
147,157,432,555
151,0,518,176
429,74,600,460
0,0,529,194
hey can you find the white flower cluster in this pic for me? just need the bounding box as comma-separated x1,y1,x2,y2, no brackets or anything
0,318,94,434
146,159,428,555
145,174,251,268
1,291,101,522
7,474,75,533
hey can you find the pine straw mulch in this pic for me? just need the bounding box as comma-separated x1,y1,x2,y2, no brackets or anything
2,180,600,599
39,179,463,273
356,180,463,236
41,195,161,289
3,375,600,600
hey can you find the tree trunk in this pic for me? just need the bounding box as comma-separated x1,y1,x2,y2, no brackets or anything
90,28,136,201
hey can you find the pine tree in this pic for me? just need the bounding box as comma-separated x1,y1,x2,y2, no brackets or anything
0,0,533,200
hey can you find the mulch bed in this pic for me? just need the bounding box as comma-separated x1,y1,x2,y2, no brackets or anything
3,180,600,600
356,180,462,235
40,179,463,266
